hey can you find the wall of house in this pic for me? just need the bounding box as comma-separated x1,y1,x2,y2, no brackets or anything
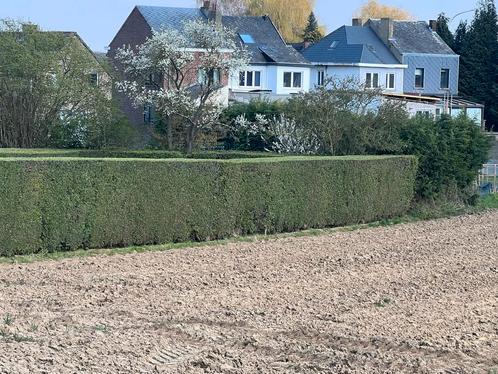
228,65,270,92
404,101,441,118
272,66,311,95
402,54,459,96
310,65,404,93
310,66,360,86
359,66,404,93
108,7,154,138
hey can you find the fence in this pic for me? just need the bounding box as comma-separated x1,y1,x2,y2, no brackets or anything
478,164,498,194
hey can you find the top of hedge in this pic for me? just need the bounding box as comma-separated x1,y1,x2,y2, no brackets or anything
0,149,284,160
0,155,416,164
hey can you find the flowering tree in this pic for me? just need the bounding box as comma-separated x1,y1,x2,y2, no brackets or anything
235,113,320,154
117,20,249,153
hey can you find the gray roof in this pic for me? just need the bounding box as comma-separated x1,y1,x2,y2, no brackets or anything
368,20,456,55
135,6,308,65
302,26,400,65
136,6,204,32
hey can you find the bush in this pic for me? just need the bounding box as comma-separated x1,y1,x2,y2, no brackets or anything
402,114,490,201
0,155,417,256
221,99,284,151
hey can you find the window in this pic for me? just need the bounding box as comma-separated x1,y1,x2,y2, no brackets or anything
317,70,325,86
440,69,450,89
239,34,255,44
283,72,302,88
330,41,339,49
198,68,221,86
89,73,99,86
144,105,154,124
385,73,395,89
239,71,261,87
415,68,425,88
365,73,379,88
416,110,432,119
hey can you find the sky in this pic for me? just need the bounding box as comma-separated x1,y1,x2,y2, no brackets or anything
0,0,478,52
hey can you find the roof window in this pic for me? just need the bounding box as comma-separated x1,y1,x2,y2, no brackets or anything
330,41,339,49
239,34,255,44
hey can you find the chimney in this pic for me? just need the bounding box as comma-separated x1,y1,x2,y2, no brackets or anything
201,0,222,26
352,18,364,27
429,20,438,32
379,18,394,43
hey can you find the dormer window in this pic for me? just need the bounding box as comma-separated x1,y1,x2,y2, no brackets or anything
239,34,255,44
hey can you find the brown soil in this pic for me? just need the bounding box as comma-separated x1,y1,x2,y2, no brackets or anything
0,212,497,373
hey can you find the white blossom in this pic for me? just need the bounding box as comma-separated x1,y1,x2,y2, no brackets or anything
116,20,250,152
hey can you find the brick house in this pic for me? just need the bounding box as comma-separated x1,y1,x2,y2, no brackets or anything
107,1,310,127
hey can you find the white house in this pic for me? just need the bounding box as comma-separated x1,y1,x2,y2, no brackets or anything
302,25,406,92
224,15,311,102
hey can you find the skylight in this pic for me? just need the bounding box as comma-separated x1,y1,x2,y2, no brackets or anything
239,34,255,44
330,41,339,49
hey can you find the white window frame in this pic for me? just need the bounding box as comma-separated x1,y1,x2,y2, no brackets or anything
415,68,425,89
385,73,395,90
440,68,450,90
365,72,379,89
283,71,303,89
317,69,325,87
239,70,261,88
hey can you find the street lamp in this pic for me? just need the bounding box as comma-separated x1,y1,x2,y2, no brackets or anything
450,9,475,23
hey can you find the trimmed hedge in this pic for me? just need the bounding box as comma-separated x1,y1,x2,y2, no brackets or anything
0,149,283,160
0,156,417,256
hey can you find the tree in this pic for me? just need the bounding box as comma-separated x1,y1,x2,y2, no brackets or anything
246,0,317,42
354,0,413,20
0,20,116,148
196,0,247,16
284,77,407,156
453,21,467,54
459,0,498,130
435,13,454,50
198,0,322,42
117,20,249,153
303,12,323,43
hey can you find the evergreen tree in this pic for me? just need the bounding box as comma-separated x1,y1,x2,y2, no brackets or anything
459,0,498,130
453,21,467,54
436,13,454,50
303,12,323,43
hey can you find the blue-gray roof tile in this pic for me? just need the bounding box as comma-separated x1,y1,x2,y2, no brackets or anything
302,26,400,65
135,6,308,65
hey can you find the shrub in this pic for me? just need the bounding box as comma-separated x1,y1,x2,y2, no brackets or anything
0,155,417,256
402,114,490,201
221,99,284,151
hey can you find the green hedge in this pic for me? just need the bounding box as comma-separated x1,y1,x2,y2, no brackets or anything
0,155,417,256
0,149,282,159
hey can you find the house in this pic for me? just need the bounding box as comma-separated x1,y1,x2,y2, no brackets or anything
108,1,311,125
365,18,459,97
302,25,406,93
301,18,484,125
225,16,311,102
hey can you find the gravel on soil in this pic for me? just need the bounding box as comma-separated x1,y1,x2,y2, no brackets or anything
0,212,497,373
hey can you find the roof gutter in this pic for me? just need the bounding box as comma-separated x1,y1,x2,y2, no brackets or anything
311,62,408,69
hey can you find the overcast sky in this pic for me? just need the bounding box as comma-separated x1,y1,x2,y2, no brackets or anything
0,0,478,52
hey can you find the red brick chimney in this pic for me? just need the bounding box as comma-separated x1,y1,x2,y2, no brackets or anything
429,20,438,32
201,0,222,25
